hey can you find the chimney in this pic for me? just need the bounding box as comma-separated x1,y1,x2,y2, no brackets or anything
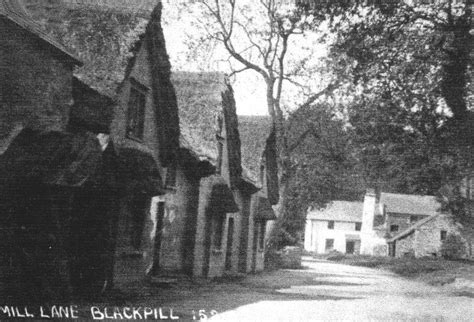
362,188,377,233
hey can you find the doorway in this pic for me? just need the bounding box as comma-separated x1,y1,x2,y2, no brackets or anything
225,218,234,271
346,240,355,254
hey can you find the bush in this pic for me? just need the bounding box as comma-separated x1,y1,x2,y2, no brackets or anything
441,234,466,260
326,250,346,261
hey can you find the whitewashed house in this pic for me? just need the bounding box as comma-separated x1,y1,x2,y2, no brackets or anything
304,201,363,254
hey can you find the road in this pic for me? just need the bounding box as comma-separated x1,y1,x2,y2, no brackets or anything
211,257,474,322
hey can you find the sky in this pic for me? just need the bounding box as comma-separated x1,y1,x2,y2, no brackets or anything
162,1,329,116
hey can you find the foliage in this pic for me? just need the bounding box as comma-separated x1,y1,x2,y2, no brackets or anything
441,233,467,260
319,1,473,196
268,104,363,248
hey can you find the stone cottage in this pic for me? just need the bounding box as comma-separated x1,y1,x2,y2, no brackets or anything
239,116,278,272
386,213,469,258
0,0,125,302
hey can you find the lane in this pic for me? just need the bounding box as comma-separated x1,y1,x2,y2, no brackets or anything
212,258,474,321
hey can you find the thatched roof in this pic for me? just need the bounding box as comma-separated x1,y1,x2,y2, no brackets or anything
207,175,239,214
116,146,164,196
70,77,115,134
0,128,103,189
238,115,272,181
0,0,81,66
144,3,180,167
253,195,277,221
172,71,227,164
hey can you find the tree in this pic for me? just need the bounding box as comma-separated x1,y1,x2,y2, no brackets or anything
181,1,342,244
270,103,362,247
318,0,473,195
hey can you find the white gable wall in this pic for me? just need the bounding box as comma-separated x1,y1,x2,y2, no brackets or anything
304,220,361,254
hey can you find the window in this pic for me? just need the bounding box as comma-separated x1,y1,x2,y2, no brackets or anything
327,221,334,230
126,80,147,140
325,239,334,251
440,230,447,241
390,225,399,233
355,222,362,231
212,215,225,249
216,140,224,175
258,222,266,250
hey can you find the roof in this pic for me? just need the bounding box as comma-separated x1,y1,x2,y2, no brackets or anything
0,0,81,66
388,213,441,242
380,192,441,216
0,128,103,189
238,115,272,178
172,71,227,164
70,77,115,134
307,201,363,222
254,195,277,221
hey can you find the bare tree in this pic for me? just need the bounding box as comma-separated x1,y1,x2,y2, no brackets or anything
195,0,339,221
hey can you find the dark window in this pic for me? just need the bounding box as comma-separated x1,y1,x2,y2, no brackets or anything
328,221,334,230
126,81,147,140
258,222,266,250
216,140,224,175
212,215,225,249
355,222,362,231
440,230,447,241
325,239,334,251
390,225,399,233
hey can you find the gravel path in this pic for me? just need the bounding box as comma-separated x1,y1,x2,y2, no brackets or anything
211,257,474,321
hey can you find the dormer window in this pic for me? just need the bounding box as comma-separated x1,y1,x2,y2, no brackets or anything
126,79,147,140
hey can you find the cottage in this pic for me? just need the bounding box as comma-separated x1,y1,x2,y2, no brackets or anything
110,3,181,283
239,116,278,272
386,213,468,258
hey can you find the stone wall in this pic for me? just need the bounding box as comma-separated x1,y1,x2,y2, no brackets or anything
1,18,73,140
394,215,468,258
159,167,200,274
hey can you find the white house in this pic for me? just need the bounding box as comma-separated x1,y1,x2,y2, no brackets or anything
304,201,363,254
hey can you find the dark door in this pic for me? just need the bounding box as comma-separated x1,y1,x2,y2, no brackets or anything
346,241,355,254
225,218,234,271
388,242,396,257
151,201,165,274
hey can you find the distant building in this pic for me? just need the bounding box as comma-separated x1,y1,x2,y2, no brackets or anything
387,213,465,257
305,189,474,258
304,201,363,255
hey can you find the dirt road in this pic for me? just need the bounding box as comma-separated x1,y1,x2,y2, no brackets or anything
211,257,473,321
